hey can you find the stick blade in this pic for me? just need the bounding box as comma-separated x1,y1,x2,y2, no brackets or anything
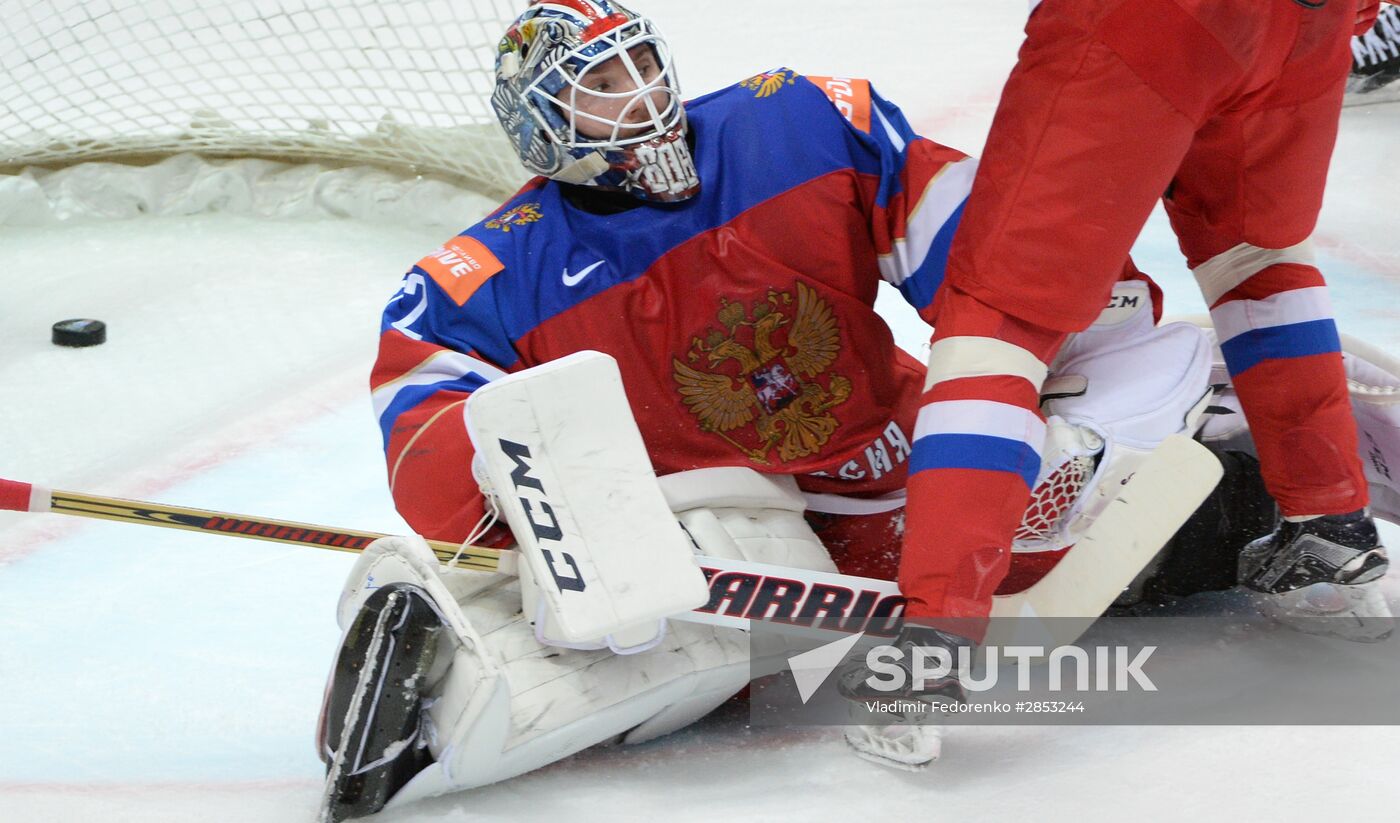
987,435,1223,643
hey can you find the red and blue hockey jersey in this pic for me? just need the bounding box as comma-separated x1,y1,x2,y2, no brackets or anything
370,69,978,545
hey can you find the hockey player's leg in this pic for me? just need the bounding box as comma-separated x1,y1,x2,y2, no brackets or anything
1199,255,1373,557
1217,332,1400,640
945,2,1208,334
849,288,1224,773
900,285,1068,629
874,299,1217,770
910,0,1227,627
1168,30,1385,598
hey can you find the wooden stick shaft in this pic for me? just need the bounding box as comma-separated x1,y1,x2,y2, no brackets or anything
3,478,502,572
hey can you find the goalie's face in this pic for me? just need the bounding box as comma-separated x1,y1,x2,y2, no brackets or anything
566,45,668,141
530,29,683,149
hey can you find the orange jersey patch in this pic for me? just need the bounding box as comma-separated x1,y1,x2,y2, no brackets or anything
807,75,872,134
418,235,504,306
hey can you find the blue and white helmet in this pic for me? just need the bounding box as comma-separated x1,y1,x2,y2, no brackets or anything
491,1,700,202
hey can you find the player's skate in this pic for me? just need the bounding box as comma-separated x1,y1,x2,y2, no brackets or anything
842,723,945,773
1255,580,1395,644
317,583,448,823
1238,509,1389,594
1346,4,1400,106
836,625,968,772
835,625,970,706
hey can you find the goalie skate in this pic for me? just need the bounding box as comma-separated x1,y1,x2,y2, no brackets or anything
318,584,448,823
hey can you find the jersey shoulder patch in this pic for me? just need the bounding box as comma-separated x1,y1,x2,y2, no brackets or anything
803,75,873,134
735,67,802,98
416,233,505,307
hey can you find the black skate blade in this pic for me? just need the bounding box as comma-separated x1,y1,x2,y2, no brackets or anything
319,584,447,823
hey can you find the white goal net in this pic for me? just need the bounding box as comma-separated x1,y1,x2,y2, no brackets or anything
0,0,529,200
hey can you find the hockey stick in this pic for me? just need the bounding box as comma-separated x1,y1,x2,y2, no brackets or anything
690,435,1222,644
0,477,503,572
0,434,1217,642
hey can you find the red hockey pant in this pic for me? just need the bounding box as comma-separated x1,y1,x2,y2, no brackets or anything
902,0,1368,626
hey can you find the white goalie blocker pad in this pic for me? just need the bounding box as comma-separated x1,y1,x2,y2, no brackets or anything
1031,286,1216,549
1186,317,1400,527
465,350,710,652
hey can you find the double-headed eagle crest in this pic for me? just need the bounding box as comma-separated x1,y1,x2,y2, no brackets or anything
739,69,797,98
486,203,543,232
672,282,852,465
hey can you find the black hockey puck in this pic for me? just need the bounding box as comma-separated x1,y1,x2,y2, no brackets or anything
52,318,107,347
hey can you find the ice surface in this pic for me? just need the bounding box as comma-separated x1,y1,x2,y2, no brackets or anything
2,2,1398,821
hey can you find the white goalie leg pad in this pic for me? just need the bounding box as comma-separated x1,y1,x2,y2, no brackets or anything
383,468,842,805
358,550,751,806
1052,280,1157,369
1341,333,1400,526
659,467,839,572
413,587,751,800
1040,280,1156,403
331,535,512,802
659,467,841,677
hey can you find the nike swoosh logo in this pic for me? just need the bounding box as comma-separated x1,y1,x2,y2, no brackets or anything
562,260,605,287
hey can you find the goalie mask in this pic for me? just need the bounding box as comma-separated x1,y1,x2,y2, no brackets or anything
492,0,699,202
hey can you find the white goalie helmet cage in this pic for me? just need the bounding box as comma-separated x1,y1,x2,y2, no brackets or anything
491,0,700,202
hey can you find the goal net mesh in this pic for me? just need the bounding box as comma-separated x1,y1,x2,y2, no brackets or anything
0,0,530,200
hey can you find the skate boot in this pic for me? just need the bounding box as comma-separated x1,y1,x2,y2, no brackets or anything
317,583,449,823
1238,509,1388,595
836,624,966,772
1347,4,1400,104
835,624,970,707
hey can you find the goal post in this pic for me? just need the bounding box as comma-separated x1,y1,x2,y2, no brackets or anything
0,0,530,199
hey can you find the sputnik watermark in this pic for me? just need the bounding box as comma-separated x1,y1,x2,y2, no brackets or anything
760,615,1400,726
786,632,1158,707
862,644,1159,693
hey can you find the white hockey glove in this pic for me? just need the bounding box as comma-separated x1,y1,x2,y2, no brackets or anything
1036,319,1215,550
